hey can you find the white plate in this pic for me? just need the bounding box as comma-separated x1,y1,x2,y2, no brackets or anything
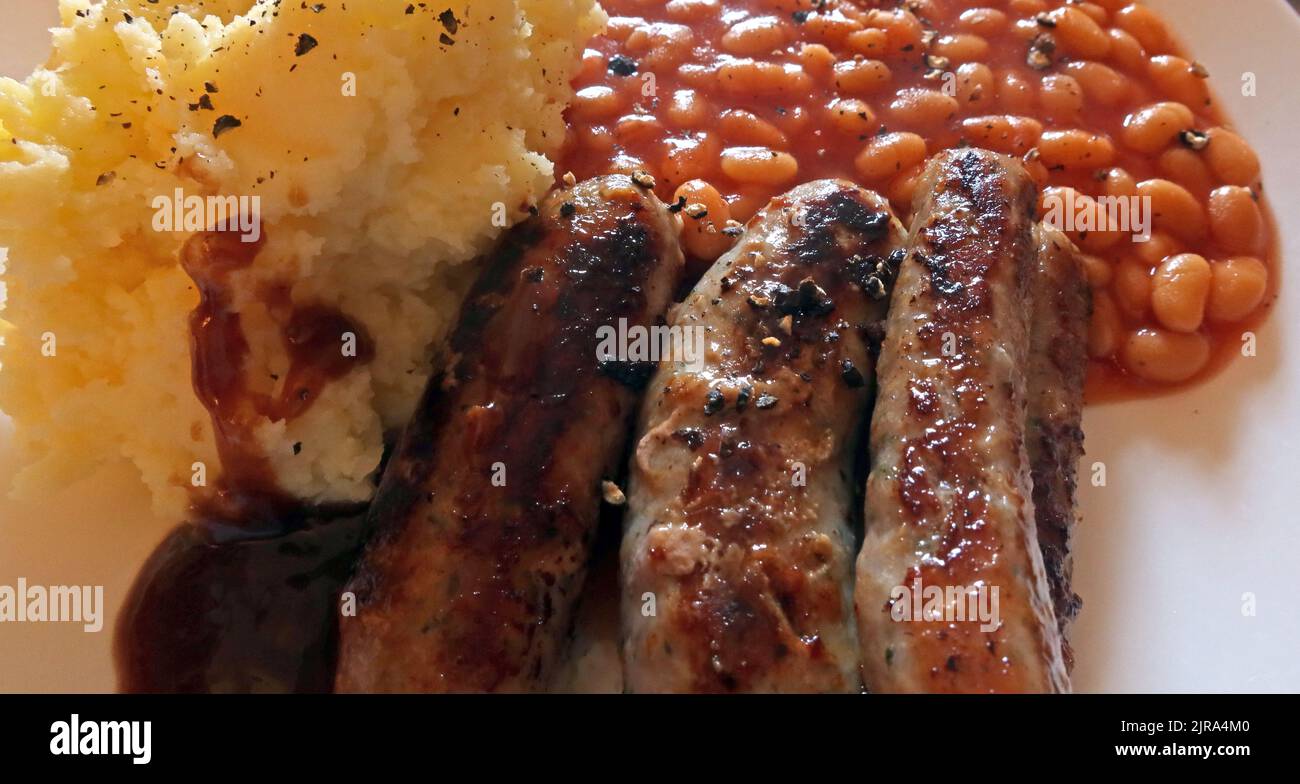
2,0,1298,693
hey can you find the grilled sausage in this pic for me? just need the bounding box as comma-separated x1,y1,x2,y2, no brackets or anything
855,149,1070,693
1026,224,1089,668
335,175,684,692
621,180,907,693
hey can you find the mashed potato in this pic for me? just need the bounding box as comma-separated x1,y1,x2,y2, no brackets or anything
0,0,605,519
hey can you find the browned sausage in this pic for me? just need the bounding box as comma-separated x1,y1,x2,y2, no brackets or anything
621,179,906,692
336,175,683,692
855,149,1070,693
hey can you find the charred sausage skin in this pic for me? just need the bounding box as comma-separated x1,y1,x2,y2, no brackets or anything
1026,224,1090,668
855,150,1070,693
336,175,683,692
621,180,906,693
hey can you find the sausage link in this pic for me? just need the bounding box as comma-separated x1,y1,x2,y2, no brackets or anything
621,179,907,692
1026,224,1089,669
336,175,684,692
855,149,1070,693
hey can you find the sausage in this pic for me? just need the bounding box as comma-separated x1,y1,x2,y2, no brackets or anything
854,149,1070,693
1026,224,1090,668
621,180,907,693
335,175,684,692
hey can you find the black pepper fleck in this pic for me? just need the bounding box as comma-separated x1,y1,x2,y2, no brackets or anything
704,389,726,415
213,115,242,137
295,33,319,56
841,359,866,388
608,54,638,76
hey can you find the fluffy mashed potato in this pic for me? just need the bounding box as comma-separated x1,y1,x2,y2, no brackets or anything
0,0,605,519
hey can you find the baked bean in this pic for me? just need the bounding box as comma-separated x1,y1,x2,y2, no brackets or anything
666,89,710,128
722,16,791,57
1102,167,1139,200
1010,17,1041,42
845,28,888,57
626,22,696,69
665,0,719,23
888,88,959,129
1047,6,1111,60
961,115,1043,155
674,179,733,260
1121,101,1193,154
1151,253,1211,333
570,86,623,122
1148,55,1211,109
1038,185,1085,222
675,63,716,90
1040,186,1121,250
1133,231,1182,267
615,114,665,145
719,146,800,185
1121,328,1210,383
1089,0,1130,13
998,69,1037,114
1039,75,1085,121
902,0,940,20
1076,2,1110,25
659,132,720,188
1207,185,1265,254
1204,127,1261,186
957,7,1007,37
1137,178,1207,242
1157,147,1213,195
604,16,642,44
797,43,836,79
833,59,892,95
1008,0,1048,14
1106,27,1146,74
932,33,990,64
854,131,928,181
576,124,615,157
1023,151,1050,188
770,104,811,137
1081,254,1114,288
718,59,812,96
804,10,864,46
1037,129,1116,169
1088,291,1122,359
1114,3,1172,54
864,8,924,57
726,187,770,224
1079,215,1124,252
887,163,925,208
576,48,606,83
955,63,995,108
826,98,878,137
1207,257,1269,323
718,109,788,149
1062,61,1129,107
1113,259,1152,321
606,151,648,177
